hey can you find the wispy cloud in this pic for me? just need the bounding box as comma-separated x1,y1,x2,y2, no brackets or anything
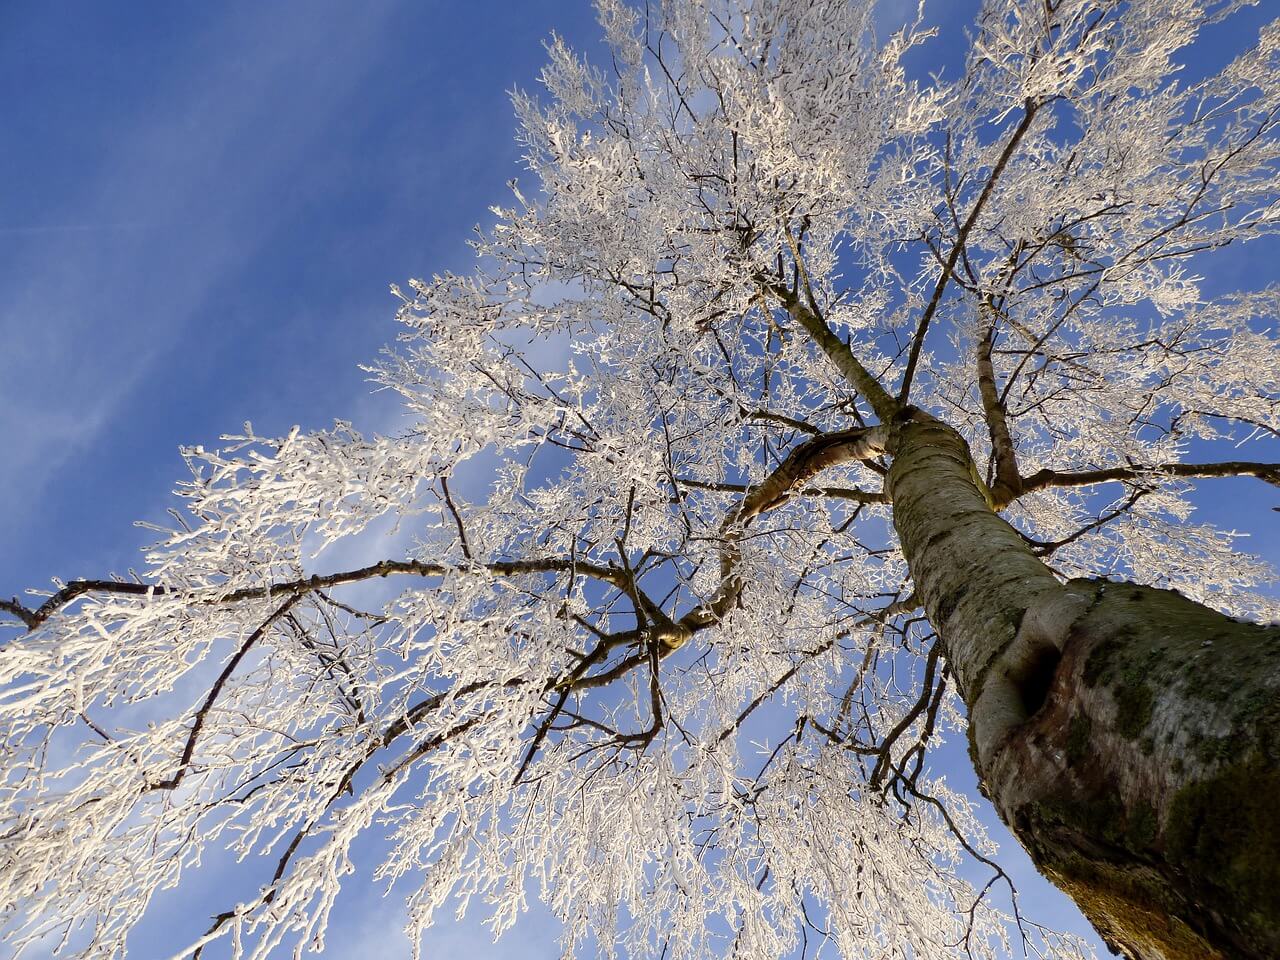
0,0,400,543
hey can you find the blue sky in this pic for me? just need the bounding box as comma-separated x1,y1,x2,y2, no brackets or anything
2,2,1277,958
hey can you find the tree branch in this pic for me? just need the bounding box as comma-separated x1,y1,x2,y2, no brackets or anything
898,99,1041,404
0,557,629,632
675,476,889,504
681,424,889,629
1024,488,1147,557
759,280,899,422
439,475,473,561
192,707,488,958
975,299,1023,504
0,598,36,630
869,642,943,789
148,595,304,792
1018,460,1280,499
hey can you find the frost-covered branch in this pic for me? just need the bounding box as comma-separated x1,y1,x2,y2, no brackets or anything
5,1,1280,957
0,556,630,633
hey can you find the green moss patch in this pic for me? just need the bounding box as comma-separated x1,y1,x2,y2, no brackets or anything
1165,757,1280,938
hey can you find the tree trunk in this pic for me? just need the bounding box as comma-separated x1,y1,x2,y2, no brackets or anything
886,411,1280,960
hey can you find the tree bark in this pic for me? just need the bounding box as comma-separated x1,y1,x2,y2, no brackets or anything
886,411,1280,960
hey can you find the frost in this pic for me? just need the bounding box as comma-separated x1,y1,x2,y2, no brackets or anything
3,1,1279,959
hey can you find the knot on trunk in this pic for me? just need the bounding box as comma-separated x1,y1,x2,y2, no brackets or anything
985,580,1280,960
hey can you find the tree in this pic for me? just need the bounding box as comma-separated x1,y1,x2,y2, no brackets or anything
2,0,1279,957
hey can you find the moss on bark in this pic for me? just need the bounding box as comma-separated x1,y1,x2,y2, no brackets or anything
995,582,1280,959
886,415,1280,959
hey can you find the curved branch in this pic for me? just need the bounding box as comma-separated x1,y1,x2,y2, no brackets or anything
149,594,303,792
0,598,36,630
733,427,891,522
1024,488,1147,557
869,642,943,789
192,706,489,958
681,424,889,630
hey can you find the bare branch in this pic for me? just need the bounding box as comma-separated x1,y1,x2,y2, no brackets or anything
975,299,1022,504
898,99,1041,404
1018,460,1280,498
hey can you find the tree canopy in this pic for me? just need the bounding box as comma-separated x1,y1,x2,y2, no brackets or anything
2,1,1278,958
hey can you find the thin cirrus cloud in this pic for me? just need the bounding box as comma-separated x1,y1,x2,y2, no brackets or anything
0,0,609,592
0,0,400,559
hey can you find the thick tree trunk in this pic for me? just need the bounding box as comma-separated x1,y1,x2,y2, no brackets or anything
886,412,1280,960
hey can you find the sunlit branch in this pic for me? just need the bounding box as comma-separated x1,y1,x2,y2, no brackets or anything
149,595,303,792
716,592,920,744
681,424,889,630
1023,488,1148,557
0,557,630,631
193,709,489,958
675,476,889,504
765,286,900,422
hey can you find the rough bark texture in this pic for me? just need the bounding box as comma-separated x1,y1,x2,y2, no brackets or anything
887,412,1280,960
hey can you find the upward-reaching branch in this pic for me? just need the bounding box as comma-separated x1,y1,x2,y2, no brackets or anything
975,299,1023,504
897,99,1041,404
760,279,899,422
682,423,889,630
